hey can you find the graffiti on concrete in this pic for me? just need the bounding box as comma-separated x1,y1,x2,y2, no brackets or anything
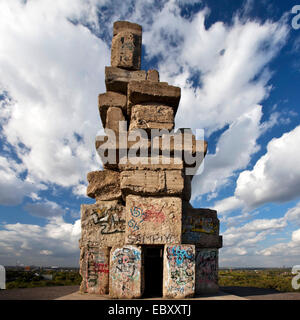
167,245,194,266
91,206,125,234
183,216,218,235
128,206,145,232
143,205,165,223
165,245,195,296
128,204,166,233
110,246,141,296
127,233,176,244
196,249,218,286
85,247,109,293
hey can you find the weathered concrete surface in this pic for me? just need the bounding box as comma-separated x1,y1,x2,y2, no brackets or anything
183,175,192,201
163,245,195,299
147,69,159,82
129,103,174,131
111,31,142,70
105,106,125,134
113,21,142,37
79,245,110,294
182,232,222,248
182,203,221,246
125,195,182,245
127,80,181,117
195,248,219,294
109,245,143,299
105,66,146,94
182,203,220,236
86,170,121,201
98,91,127,126
80,201,125,246
120,170,184,197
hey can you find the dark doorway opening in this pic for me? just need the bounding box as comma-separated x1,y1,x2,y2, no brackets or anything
143,246,163,297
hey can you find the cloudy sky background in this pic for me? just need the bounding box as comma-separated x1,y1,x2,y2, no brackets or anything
0,0,300,267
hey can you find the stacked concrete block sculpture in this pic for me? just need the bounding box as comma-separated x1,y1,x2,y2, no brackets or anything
79,21,222,299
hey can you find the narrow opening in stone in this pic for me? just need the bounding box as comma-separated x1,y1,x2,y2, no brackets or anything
143,245,163,297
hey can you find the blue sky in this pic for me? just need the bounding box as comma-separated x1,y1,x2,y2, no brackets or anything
0,0,300,267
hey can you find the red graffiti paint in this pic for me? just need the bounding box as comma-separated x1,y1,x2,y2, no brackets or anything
143,205,165,223
94,263,109,274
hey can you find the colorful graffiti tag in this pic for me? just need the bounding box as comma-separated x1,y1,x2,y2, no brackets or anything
84,247,109,294
165,245,195,298
183,216,218,235
91,206,125,234
128,204,166,232
110,246,142,297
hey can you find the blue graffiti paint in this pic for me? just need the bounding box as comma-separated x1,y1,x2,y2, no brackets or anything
168,246,194,266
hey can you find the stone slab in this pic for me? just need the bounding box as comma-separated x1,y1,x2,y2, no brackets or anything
111,31,142,70
129,103,174,131
125,195,182,245
182,204,220,237
120,170,184,196
127,80,181,117
79,245,109,295
98,91,127,127
163,244,195,299
80,201,125,247
113,21,142,37
146,69,159,82
105,66,146,94
86,170,121,201
105,106,125,134
109,245,143,299
195,248,219,294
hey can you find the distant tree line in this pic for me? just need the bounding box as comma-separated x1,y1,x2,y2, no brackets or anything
5,270,82,289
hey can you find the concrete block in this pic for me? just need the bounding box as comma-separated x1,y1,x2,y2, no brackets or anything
146,69,159,82
87,170,121,201
195,248,219,294
125,195,182,245
120,170,184,196
79,244,110,294
111,31,142,70
163,244,195,299
109,245,143,298
98,91,127,127
129,103,174,131
182,204,220,236
127,80,181,117
105,106,125,134
80,201,125,246
113,21,142,37
105,66,146,94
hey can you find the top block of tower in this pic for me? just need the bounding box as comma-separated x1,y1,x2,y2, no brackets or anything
111,21,142,71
